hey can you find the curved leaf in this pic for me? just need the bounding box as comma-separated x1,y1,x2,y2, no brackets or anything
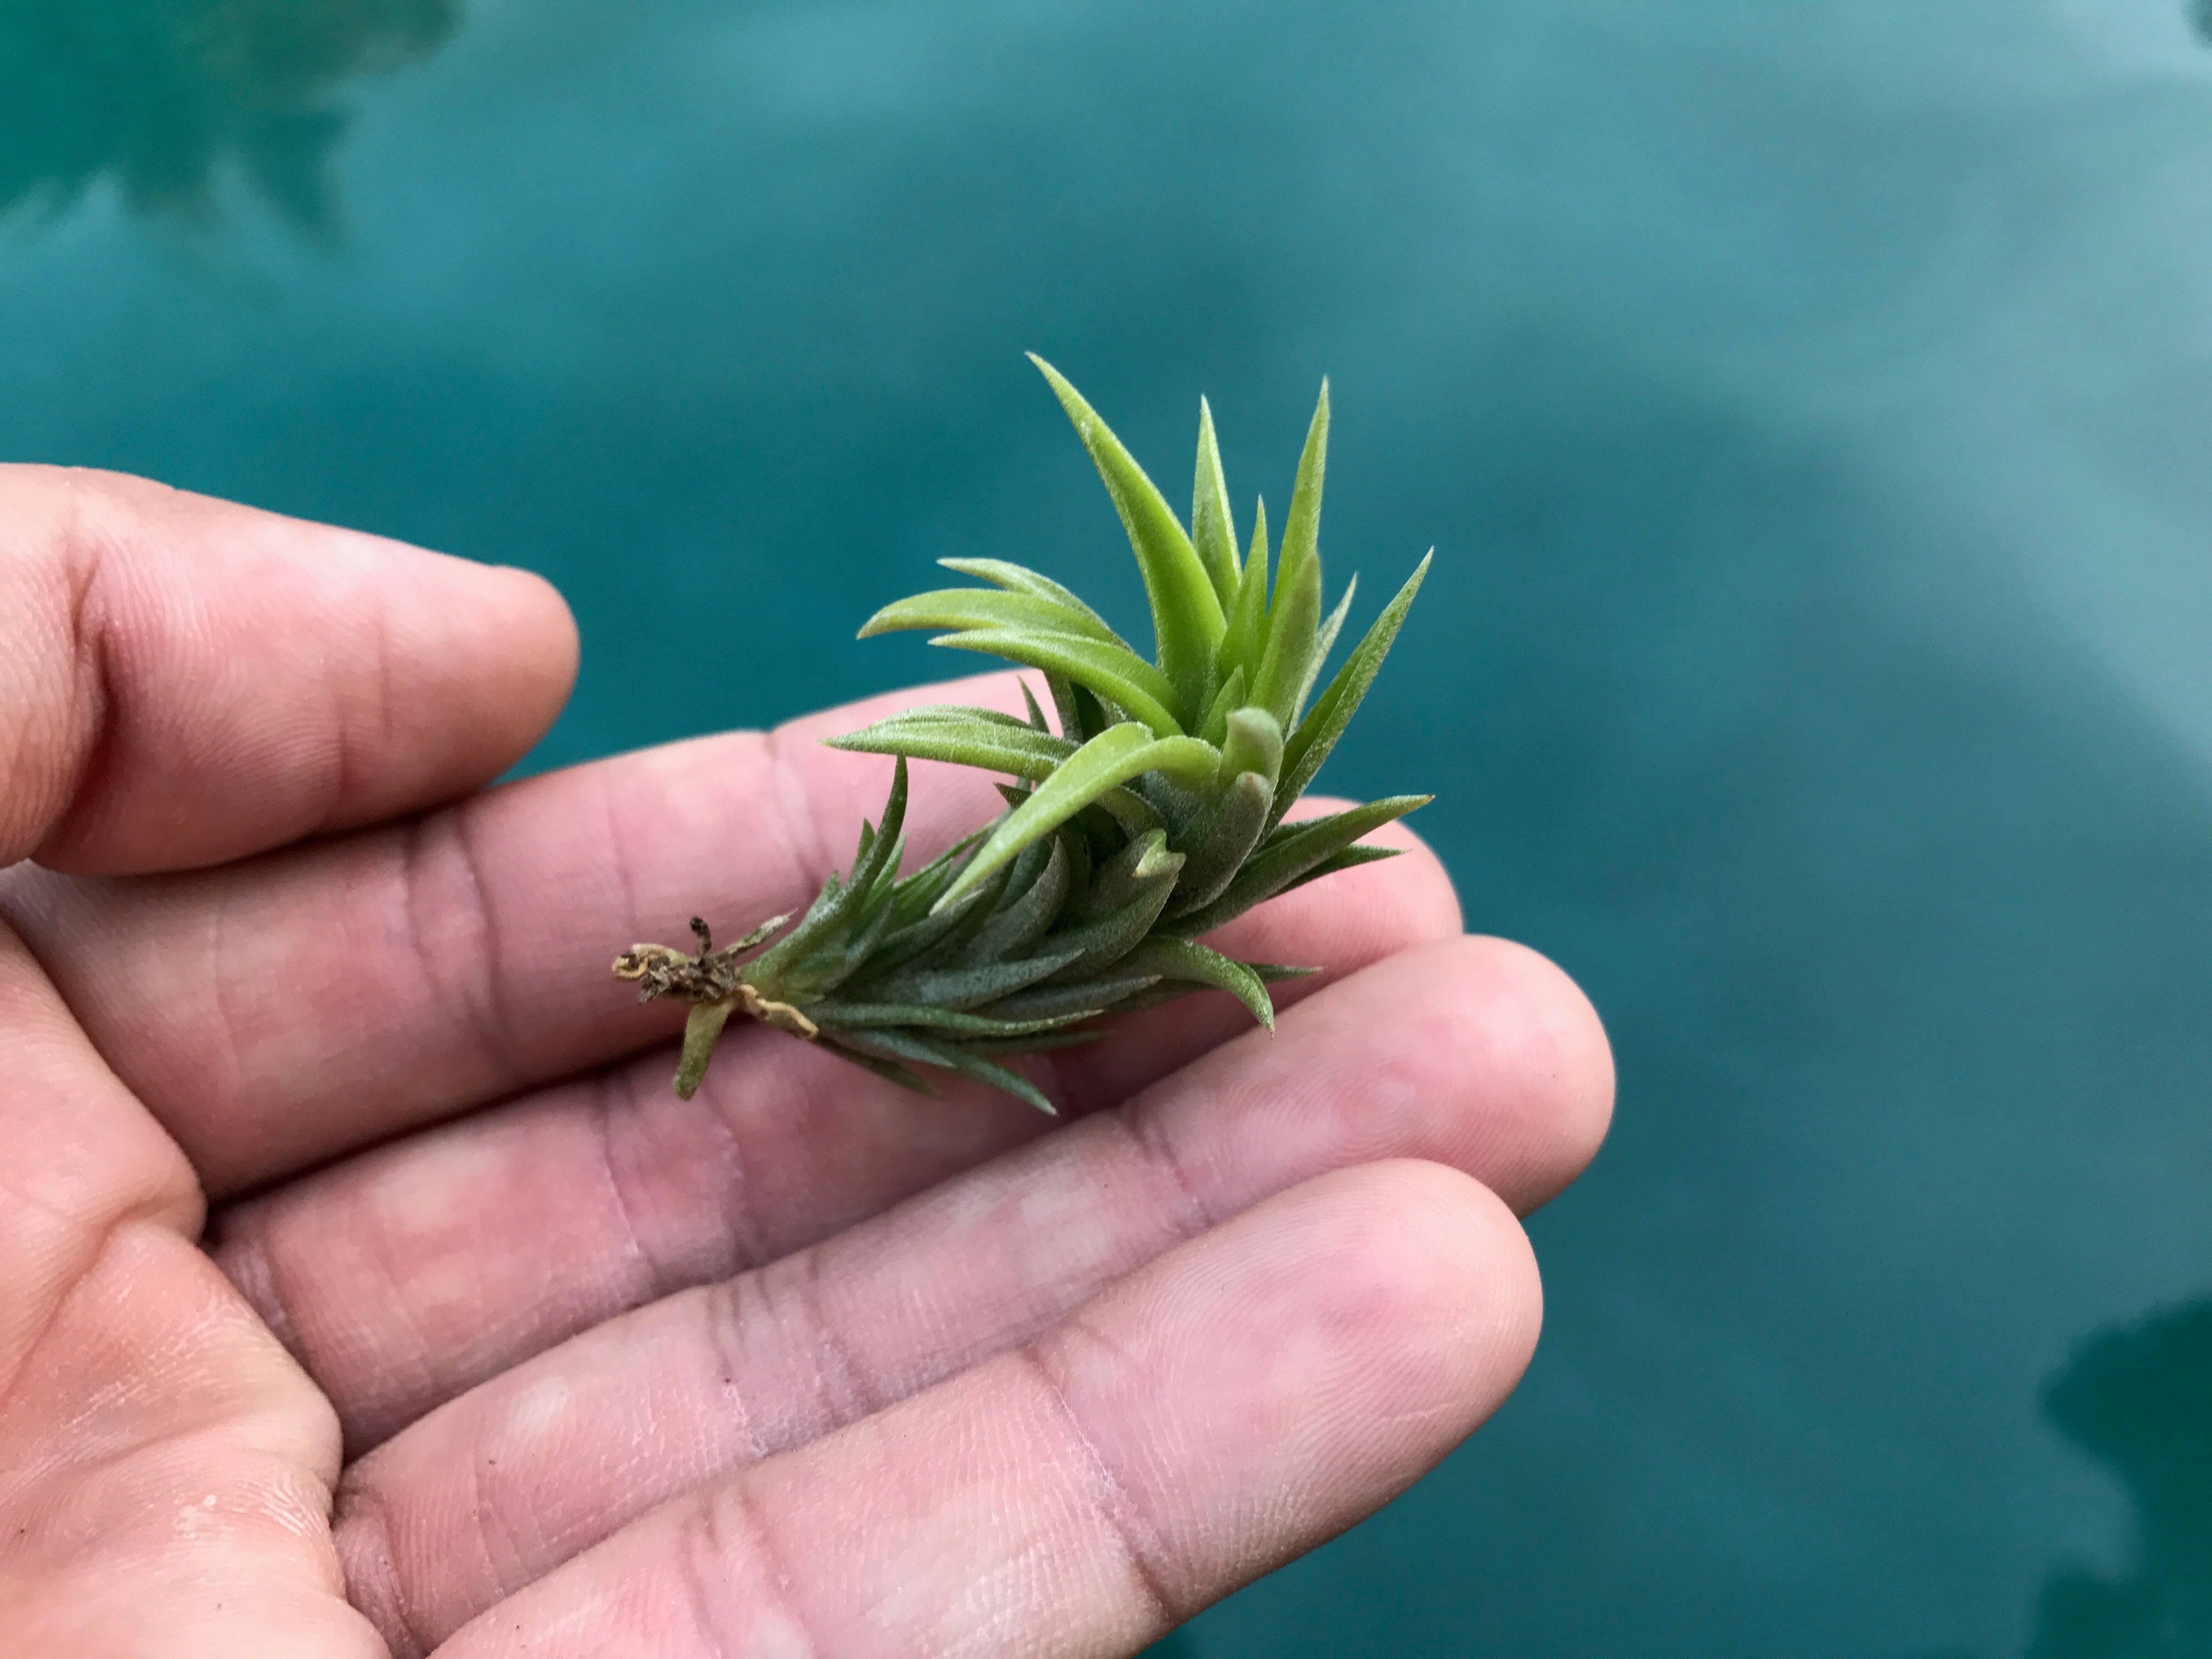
830,708,1078,781
1120,938,1276,1029
860,587,1125,648
1275,552,1430,827
1299,573,1357,722
746,758,909,980
937,558,1124,642
1030,355,1226,720
834,1026,1058,1115
1251,383,1329,727
1191,396,1240,607
1220,496,1271,686
1165,769,1272,917
932,723,1218,913
929,628,1183,738
1171,793,1431,936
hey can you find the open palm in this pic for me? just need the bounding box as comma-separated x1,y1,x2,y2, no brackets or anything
0,469,1610,1657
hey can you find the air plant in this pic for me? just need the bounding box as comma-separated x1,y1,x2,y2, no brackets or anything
614,356,1431,1113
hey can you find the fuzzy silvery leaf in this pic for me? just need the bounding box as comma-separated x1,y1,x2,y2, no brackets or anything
615,363,1430,1108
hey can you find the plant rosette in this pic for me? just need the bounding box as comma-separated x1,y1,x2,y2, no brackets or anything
614,357,1431,1114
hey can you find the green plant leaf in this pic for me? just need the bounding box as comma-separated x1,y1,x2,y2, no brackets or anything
830,708,1078,781
1197,663,1247,747
1039,838,1184,970
1220,498,1270,686
932,723,1219,913
1120,937,1276,1028
1171,793,1430,936
962,835,1071,962
1249,383,1329,727
1067,827,1176,922
834,1026,1059,1115
1165,768,1272,917
1298,573,1357,721
976,972,1161,1023
1216,706,1283,789
1029,354,1226,721
808,1001,1088,1037
936,558,1124,641
864,944,1088,1012
822,1046,939,1094
860,874,1005,981
673,1000,737,1099
929,627,1183,738
859,587,1125,648
959,1029,1110,1057
1279,381,1330,599
746,758,910,980
887,826,989,927
1274,551,1430,827
1191,395,1240,608
1019,679,1052,731
1276,842,1403,895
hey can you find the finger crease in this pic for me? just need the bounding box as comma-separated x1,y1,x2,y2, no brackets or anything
1109,1105,1215,1243
1015,1339,1182,1630
788,1244,883,1426
701,1274,770,1460
681,1480,820,1659
589,1071,673,1307
694,1077,771,1275
402,809,518,1084
762,723,833,886
335,1480,433,1659
39,492,122,856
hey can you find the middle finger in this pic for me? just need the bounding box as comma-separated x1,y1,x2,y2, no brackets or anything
212,807,1460,1453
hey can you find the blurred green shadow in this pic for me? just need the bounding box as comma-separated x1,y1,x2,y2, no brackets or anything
0,0,456,233
2024,1300,2212,1657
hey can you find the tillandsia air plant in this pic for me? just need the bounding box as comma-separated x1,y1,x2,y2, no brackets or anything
613,356,1432,1113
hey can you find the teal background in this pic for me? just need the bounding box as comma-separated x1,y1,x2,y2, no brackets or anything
6,1,2212,1652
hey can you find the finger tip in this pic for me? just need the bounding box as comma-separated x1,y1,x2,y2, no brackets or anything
1312,1160,1544,1404
1450,936,1615,1204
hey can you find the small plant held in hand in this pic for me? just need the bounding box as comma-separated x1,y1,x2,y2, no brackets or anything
614,356,1432,1111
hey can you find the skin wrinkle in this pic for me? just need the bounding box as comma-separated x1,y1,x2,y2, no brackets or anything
1013,1339,1181,1634
204,893,256,1143
591,760,647,989
691,1057,775,1277
337,1180,475,1460
444,805,521,1083
461,1426,537,1635
391,804,510,1103
683,1479,820,1659
0,1214,178,1425
761,723,835,908
37,477,116,866
1106,1096,1217,1244
215,1221,299,1356
788,1239,887,1428
586,1072,667,1301
322,575,402,838
699,1273,771,1463
336,1481,428,1659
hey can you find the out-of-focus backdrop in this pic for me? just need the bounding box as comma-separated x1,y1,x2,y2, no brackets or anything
7,1,2212,1653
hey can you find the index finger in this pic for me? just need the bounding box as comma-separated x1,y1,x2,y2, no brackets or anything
4,670,1459,1195
0,466,577,873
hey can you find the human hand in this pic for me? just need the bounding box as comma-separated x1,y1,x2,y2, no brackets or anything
0,467,1612,1657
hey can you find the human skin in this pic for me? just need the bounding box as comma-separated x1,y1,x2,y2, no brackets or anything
0,465,1613,1658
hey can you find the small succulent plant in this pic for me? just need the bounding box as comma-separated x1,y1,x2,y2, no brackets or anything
614,356,1431,1112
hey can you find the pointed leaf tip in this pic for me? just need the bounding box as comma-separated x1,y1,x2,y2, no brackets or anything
1191,394,1240,610
1029,355,1226,724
